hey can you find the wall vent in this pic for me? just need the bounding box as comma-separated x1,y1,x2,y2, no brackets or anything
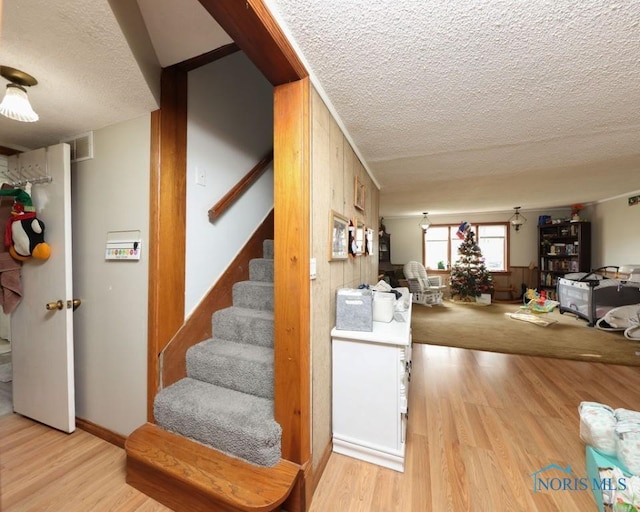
61,132,94,163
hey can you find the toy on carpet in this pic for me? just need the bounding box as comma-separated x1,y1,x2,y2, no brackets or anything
504,288,560,326
521,288,559,314
0,187,51,262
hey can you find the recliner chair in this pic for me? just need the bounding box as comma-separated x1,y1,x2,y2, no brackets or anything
403,261,447,306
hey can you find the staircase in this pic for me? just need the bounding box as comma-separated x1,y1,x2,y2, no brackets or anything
126,240,300,512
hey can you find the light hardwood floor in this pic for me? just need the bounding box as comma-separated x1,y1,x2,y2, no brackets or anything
1,344,639,511
309,343,640,512
0,414,171,511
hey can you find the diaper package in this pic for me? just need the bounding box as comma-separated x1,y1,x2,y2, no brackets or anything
616,422,640,477
616,409,640,424
579,402,618,456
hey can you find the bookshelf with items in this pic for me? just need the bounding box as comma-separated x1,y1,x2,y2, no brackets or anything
538,221,591,300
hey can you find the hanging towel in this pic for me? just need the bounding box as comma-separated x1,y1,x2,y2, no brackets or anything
0,253,22,314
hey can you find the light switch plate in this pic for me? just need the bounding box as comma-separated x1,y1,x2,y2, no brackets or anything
196,166,206,186
310,257,317,280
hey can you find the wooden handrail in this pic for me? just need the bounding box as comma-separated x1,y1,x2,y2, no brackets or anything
208,149,274,222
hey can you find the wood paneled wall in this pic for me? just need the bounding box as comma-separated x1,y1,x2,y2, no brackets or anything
309,88,380,486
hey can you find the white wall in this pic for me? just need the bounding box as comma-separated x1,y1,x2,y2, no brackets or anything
382,208,571,267
586,191,640,268
72,114,150,436
185,52,274,316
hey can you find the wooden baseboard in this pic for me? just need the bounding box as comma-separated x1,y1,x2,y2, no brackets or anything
75,417,126,449
310,441,333,496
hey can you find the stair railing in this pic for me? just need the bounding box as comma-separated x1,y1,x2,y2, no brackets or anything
208,149,274,222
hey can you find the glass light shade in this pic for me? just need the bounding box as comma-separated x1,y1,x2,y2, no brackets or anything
509,207,527,231
0,84,39,122
419,212,431,231
511,217,524,230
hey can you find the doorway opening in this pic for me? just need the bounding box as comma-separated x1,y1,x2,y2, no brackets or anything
0,308,12,416
0,155,13,417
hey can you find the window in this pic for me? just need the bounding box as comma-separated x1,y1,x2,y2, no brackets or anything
424,227,449,270
424,223,509,272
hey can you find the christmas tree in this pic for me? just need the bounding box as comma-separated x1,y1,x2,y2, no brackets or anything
449,223,494,301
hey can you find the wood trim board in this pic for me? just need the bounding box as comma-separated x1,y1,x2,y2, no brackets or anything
273,78,311,465
197,0,307,85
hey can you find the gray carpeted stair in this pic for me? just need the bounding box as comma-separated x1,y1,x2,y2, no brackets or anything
263,239,273,259
232,281,274,311
249,258,274,282
212,307,274,348
154,378,281,467
187,338,273,399
154,239,279,467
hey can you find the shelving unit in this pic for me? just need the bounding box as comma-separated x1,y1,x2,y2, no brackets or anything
538,221,591,300
379,231,390,264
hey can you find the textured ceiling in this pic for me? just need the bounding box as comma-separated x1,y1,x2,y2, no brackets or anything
0,0,160,150
264,0,640,216
1,1,638,218
0,0,228,151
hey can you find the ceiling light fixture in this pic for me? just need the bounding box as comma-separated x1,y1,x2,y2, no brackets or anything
0,66,39,122
419,212,432,231
509,206,527,231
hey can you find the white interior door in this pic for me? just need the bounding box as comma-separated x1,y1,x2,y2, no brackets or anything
10,143,75,433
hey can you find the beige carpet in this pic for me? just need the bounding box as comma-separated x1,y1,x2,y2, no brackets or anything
411,300,640,366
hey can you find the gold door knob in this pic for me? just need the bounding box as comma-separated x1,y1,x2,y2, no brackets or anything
46,300,65,311
68,299,82,311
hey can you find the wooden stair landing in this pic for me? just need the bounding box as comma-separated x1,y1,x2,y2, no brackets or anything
125,423,300,512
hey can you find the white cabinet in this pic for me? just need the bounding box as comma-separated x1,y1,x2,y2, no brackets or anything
330,301,412,472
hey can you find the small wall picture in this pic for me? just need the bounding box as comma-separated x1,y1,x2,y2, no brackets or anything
354,220,365,256
354,176,366,212
330,210,349,260
365,227,374,256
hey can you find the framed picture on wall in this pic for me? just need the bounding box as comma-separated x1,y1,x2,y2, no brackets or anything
365,227,374,256
354,176,366,212
354,220,365,256
330,210,349,260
